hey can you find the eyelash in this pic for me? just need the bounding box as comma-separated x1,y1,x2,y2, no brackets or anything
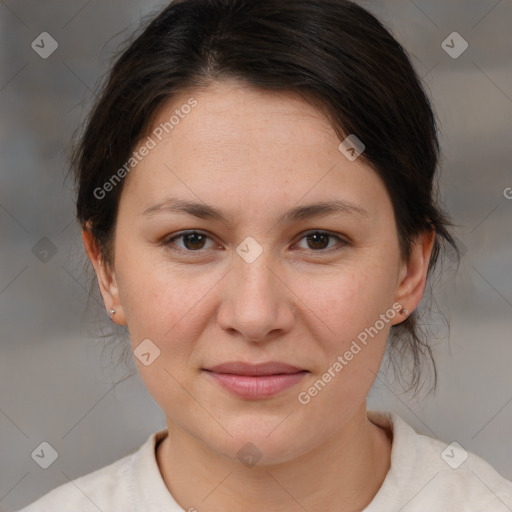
162,230,348,255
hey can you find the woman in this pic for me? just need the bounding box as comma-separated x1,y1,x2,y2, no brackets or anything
19,0,512,510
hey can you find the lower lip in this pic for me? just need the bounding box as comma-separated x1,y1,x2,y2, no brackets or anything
204,371,308,399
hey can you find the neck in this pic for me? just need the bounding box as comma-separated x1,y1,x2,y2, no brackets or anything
156,405,392,512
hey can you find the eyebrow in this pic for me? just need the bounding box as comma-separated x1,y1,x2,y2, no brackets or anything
142,197,369,226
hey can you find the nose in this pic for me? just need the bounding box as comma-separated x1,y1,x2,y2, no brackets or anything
217,251,295,342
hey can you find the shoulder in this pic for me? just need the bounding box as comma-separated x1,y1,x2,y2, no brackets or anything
17,430,166,512
367,410,512,511
17,453,134,512
20,456,132,512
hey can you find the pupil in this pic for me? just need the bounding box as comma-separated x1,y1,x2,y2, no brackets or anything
308,233,328,250
185,233,204,250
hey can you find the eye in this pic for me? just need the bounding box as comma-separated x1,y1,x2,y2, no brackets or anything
162,229,348,255
294,230,347,252
163,231,216,253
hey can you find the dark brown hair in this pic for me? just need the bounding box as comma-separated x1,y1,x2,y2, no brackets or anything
72,0,460,393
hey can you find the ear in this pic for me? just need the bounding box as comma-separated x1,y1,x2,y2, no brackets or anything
392,229,436,325
82,226,126,325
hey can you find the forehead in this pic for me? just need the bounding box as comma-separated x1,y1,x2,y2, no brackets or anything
151,80,337,153
120,80,389,223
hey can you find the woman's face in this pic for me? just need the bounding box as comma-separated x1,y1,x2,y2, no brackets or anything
90,80,430,464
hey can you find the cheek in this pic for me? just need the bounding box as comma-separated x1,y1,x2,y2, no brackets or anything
293,258,398,346
115,242,220,349
289,253,399,410
292,267,395,426
115,252,213,411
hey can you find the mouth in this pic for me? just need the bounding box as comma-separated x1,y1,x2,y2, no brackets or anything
202,361,309,399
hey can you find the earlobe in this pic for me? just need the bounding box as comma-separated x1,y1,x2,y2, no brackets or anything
393,229,435,324
81,228,126,325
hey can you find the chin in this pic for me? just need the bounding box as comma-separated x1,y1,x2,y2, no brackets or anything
201,417,317,467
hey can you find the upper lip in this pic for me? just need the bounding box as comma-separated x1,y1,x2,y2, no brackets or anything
204,361,307,376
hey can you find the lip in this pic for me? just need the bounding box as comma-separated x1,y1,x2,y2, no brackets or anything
206,361,306,375
203,361,309,399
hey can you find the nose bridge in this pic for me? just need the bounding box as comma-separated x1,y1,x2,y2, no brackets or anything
218,243,292,340
234,245,278,307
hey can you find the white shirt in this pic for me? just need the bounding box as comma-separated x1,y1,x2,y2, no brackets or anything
18,410,512,511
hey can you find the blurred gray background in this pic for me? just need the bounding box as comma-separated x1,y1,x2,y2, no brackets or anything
1,1,511,510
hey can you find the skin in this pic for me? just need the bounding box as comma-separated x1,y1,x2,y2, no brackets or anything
83,80,435,512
